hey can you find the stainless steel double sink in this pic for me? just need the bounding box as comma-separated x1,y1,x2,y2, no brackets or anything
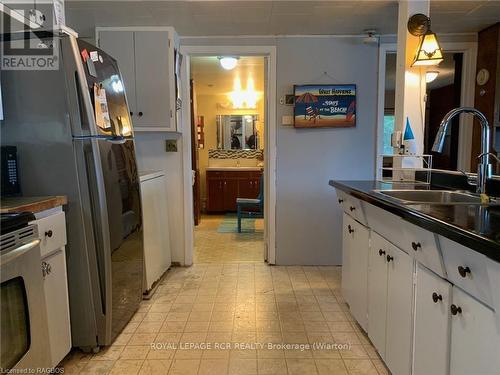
375,190,498,205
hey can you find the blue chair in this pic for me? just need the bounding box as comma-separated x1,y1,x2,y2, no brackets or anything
236,174,264,233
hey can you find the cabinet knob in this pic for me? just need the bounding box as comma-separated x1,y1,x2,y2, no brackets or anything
349,206,356,212
348,225,354,234
45,230,53,238
458,266,471,278
130,111,134,116
432,292,443,303
411,242,421,251
338,199,344,204
378,249,386,256
450,304,462,315
41,261,52,277
138,111,143,117
386,255,394,262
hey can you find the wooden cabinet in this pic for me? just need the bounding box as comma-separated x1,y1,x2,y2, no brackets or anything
413,264,452,375
97,28,178,132
449,286,500,375
206,170,262,213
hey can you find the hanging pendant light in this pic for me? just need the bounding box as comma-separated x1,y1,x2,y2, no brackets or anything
407,14,443,67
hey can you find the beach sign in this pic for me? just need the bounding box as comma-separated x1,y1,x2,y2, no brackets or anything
293,84,356,128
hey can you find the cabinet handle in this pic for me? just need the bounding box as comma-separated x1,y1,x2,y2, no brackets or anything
138,111,143,117
348,225,354,234
378,249,386,256
41,261,52,277
432,292,443,303
450,304,462,315
458,266,471,278
386,255,394,262
349,206,356,212
45,230,53,238
411,242,421,251
224,181,227,185
338,199,344,204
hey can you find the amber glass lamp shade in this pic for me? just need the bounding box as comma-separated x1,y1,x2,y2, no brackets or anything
412,31,444,66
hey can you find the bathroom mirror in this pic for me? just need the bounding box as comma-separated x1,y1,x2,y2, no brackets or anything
216,114,260,150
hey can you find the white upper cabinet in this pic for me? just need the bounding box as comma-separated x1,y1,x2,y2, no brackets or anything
97,27,179,132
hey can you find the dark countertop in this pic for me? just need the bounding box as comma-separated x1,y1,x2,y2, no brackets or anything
329,180,500,262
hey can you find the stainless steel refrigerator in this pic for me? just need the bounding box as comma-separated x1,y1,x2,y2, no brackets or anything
1,30,144,350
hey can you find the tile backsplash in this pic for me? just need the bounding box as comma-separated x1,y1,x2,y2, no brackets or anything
208,149,263,159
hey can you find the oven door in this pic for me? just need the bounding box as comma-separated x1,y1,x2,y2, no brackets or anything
0,239,51,372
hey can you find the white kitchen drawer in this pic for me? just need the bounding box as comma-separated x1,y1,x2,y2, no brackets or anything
440,235,493,308
340,194,367,225
364,203,407,251
402,222,445,277
33,211,67,257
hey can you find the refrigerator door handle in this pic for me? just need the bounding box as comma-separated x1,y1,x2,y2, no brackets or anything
83,138,113,344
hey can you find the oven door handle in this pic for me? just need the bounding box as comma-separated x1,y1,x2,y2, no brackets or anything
0,239,41,265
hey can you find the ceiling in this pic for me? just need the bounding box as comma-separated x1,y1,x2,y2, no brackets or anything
65,1,500,38
191,56,265,96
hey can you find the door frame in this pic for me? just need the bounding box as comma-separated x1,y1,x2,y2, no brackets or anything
179,45,277,265
376,41,477,176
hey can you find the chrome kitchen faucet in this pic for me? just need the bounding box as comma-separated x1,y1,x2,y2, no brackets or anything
432,107,499,194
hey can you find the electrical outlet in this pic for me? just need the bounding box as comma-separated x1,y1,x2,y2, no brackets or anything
165,140,178,152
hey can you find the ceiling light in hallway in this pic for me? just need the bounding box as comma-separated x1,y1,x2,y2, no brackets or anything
218,56,239,70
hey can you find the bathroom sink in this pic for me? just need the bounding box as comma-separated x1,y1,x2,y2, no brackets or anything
375,190,498,205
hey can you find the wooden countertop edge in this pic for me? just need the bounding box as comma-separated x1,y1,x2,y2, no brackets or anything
0,196,68,214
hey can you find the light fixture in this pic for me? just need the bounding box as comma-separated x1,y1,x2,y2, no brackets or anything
407,13,443,67
425,71,439,83
218,56,239,70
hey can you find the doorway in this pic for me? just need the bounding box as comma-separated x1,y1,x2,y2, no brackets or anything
180,46,277,266
376,43,477,174
191,55,266,263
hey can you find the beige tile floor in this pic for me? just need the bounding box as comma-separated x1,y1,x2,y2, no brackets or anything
193,215,264,263
59,216,390,375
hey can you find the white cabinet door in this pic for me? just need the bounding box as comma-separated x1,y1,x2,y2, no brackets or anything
42,249,71,367
134,31,173,130
385,245,413,375
349,219,370,331
141,174,172,291
98,31,137,115
450,286,500,375
368,232,389,358
413,264,452,375
341,213,353,306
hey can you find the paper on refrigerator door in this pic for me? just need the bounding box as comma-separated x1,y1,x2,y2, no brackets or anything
94,84,111,129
